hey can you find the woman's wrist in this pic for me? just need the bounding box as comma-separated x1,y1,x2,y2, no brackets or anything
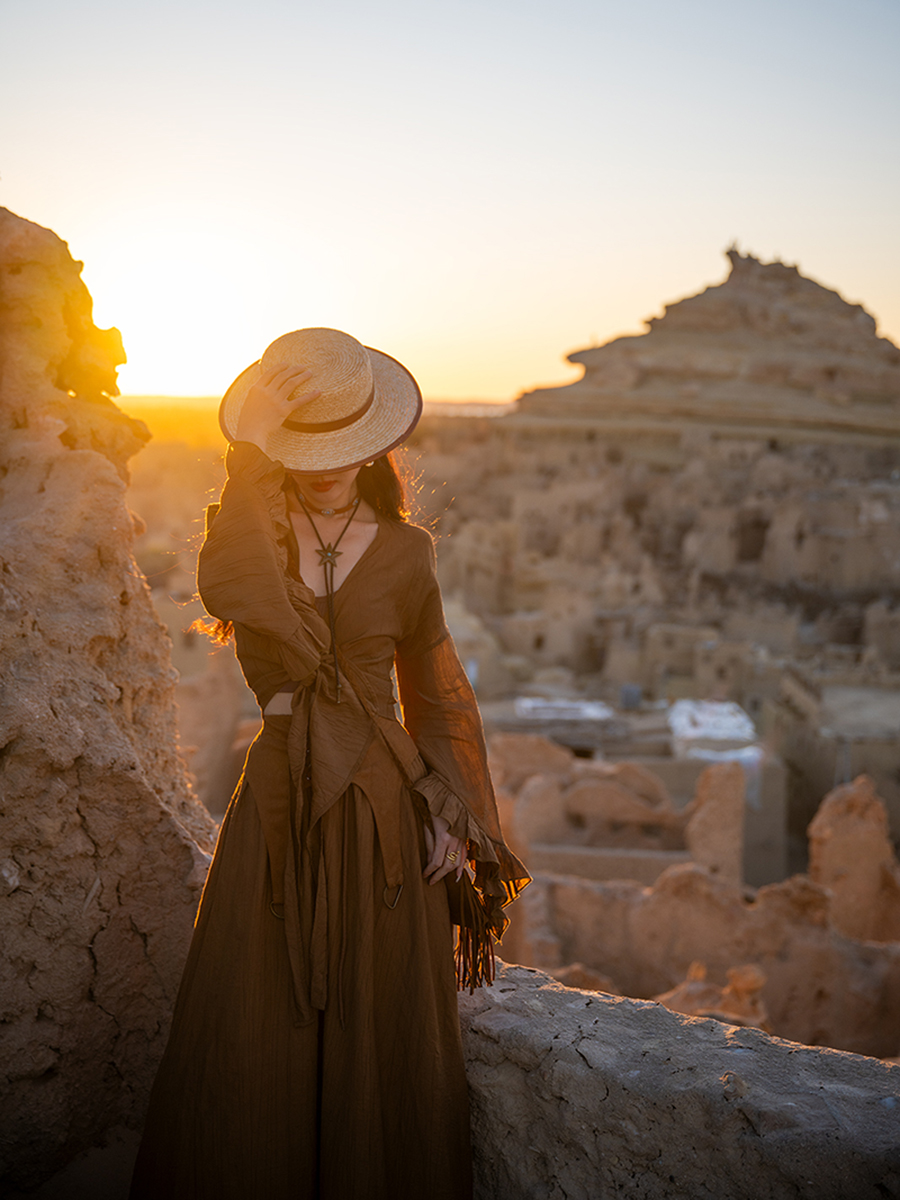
233,416,274,450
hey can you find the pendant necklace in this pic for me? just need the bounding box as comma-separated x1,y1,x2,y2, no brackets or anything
296,491,360,703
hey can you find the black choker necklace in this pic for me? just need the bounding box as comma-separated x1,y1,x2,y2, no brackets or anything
301,496,359,517
289,476,360,517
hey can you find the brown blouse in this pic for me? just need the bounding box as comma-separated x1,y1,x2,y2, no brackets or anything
197,442,528,1010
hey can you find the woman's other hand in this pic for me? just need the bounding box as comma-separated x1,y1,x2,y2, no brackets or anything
423,815,466,884
235,364,321,452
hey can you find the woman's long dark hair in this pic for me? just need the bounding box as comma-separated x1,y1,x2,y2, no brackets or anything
354,452,408,522
200,452,411,644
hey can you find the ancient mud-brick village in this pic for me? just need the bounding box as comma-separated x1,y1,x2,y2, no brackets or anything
2,203,900,1198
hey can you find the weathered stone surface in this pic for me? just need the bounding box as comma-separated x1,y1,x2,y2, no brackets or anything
0,208,216,1191
808,774,900,942
460,961,900,1200
684,761,745,885
510,864,900,1056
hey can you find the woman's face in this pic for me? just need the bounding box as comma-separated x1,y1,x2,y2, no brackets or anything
289,465,362,511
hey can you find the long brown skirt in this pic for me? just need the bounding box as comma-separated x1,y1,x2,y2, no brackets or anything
130,768,472,1200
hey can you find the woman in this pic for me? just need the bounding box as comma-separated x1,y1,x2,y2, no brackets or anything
130,328,529,1200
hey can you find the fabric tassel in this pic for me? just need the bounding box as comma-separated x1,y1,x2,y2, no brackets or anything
447,870,497,993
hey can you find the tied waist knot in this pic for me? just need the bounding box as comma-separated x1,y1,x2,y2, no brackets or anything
246,675,408,1025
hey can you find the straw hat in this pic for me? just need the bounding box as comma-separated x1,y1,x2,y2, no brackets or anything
218,328,423,474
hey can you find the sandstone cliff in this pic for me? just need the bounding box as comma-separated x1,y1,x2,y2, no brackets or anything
0,208,216,1192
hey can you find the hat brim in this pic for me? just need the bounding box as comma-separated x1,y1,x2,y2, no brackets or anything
218,346,422,474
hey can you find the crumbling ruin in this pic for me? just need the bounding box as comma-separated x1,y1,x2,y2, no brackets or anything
405,249,900,850
487,726,900,1058
0,208,217,1192
488,731,783,892
808,774,900,943
497,740,900,1058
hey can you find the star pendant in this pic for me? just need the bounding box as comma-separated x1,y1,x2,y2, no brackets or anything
316,545,342,568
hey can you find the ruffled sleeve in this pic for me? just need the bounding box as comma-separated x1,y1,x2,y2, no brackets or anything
394,533,530,931
197,442,331,690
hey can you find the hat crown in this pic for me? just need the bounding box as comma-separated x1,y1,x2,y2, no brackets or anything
220,326,422,474
261,328,374,422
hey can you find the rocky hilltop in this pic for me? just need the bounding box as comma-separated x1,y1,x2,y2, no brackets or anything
518,249,900,441
0,208,216,1192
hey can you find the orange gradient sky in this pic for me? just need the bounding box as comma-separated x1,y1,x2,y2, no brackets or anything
2,0,898,400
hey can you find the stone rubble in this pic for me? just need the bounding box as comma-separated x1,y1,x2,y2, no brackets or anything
491,729,900,1058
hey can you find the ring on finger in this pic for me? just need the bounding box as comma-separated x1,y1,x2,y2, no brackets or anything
445,850,459,862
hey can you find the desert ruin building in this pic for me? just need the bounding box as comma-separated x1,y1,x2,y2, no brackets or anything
405,249,900,855
491,728,900,1062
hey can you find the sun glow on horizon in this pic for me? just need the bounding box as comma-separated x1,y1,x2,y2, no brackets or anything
8,0,894,405
82,207,590,403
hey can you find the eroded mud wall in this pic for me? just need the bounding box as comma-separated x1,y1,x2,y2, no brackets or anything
0,208,217,1191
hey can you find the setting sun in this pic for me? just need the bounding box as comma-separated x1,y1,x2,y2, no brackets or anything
82,206,333,398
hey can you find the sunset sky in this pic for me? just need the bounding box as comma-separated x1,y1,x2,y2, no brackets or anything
2,0,898,401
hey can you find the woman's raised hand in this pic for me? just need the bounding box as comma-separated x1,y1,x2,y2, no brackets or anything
235,364,321,452
423,814,466,885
